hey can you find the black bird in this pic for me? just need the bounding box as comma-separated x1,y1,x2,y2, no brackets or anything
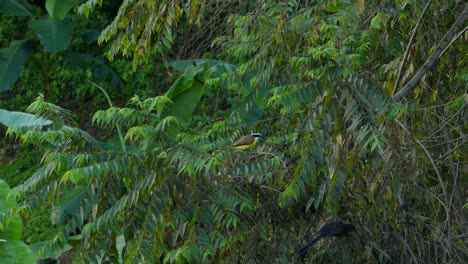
296,220,355,255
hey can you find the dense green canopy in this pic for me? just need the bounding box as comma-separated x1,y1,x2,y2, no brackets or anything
0,0,466,263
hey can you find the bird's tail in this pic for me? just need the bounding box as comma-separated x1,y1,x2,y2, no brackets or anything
296,235,323,255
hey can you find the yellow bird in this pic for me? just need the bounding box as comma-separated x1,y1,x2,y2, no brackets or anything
232,132,263,150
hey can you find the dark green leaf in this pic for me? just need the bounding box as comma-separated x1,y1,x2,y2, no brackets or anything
0,240,36,264
29,17,72,52
66,52,124,89
0,0,34,16
45,0,80,20
0,40,33,92
0,180,22,240
51,185,87,225
0,109,53,127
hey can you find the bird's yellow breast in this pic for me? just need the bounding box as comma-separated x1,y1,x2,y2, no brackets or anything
232,138,258,150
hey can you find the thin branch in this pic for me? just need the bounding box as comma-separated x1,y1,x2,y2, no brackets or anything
87,80,127,152
438,25,468,59
395,119,448,212
425,102,467,139
392,0,433,96
393,5,468,101
259,185,281,193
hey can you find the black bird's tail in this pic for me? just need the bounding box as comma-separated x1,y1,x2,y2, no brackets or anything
296,235,323,255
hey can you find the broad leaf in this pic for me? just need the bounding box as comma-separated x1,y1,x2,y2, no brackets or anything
159,60,240,138
0,40,33,92
160,64,206,122
158,64,206,138
0,0,33,16
0,180,22,240
51,185,87,225
0,240,36,264
67,52,124,89
45,0,81,20
163,60,239,120
170,59,239,75
29,17,72,53
0,109,53,127
0,180,16,209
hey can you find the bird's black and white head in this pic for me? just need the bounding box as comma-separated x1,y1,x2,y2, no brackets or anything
250,132,263,139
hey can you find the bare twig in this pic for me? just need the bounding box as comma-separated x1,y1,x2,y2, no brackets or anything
393,5,468,101
395,119,449,215
438,25,468,59
259,185,281,193
425,102,467,139
392,0,433,96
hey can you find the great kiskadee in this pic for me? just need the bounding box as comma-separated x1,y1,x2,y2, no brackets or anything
232,132,263,150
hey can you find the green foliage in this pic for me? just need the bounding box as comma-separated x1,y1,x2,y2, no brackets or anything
0,0,34,16
1,0,467,263
0,108,52,127
45,0,81,20
0,0,123,102
29,17,72,53
0,147,42,188
79,0,205,68
51,185,87,225
0,241,36,264
0,180,37,264
0,180,22,238
0,40,33,92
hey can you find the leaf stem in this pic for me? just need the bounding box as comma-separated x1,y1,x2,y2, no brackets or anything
87,79,127,152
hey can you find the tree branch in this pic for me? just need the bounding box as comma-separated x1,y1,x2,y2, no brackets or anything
438,25,468,59
392,5,468,101
392,0,433,96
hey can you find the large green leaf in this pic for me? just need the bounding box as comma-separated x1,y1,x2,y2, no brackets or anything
157,64,206,138
163,60,239,120
0,180,16,209
160,64,207,122
45,0,81,20
0,40,33,92
66,52,124,89
0,0,34,16
170,59,239,75
0,240,36,264
51,185,87,225
158,60,239,138
0,109,53,128
0,180,22,241
29,17,72,53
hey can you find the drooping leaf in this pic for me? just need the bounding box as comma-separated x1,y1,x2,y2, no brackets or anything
0,0,34,16
116,234,125,263
45,0,80,20
0,40,33,92
29,17,72,53
0,109,53,128
158,63,207,137
160,60,239,134
51,185,87,225
29,241,72,260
